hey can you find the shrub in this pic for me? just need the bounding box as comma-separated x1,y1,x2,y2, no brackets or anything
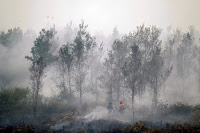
168,102,192,115
0,87,29,114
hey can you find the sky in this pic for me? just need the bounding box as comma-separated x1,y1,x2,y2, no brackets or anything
0,0,200,34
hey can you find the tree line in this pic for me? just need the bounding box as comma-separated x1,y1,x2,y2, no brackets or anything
0,22,200,116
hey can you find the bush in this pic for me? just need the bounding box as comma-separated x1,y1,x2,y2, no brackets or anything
0,87,29,114
168,102,192,115
38,98,77,115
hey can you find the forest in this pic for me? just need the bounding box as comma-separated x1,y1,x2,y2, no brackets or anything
0,20,200,132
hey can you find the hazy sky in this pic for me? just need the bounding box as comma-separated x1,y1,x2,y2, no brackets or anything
0,0,200,34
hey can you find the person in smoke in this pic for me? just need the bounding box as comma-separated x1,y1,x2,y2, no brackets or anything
107,102,113,115
119,101,124,113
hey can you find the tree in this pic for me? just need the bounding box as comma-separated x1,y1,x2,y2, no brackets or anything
136,26,163,99
122,25,172,108
56,44,74,101
147,46,172,108
28,57,46,116
163,29,183,67
197,46,200,92
122,45,141,108
0,27,23,47
134,26,172,108
25,27,57,116
64,21,78,44
72,21,96,105
103,50,115,104
88,43,104,104
176,30,196,95
25,27,57,63
0,87,29,114
112,26,120,41
112,39,128,103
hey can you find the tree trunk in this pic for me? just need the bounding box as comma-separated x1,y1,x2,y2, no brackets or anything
182,76,185,97
95,75,98,104
33,78,40,117
78,62,82,105
117,72,120,104
132,85,135,109
68,68,72,102
61,62,66,99
117,54,121,104
62,74,66,98
153,86,158,108
153,77,158,109
32,94,37,117
80,83,82,105
199,74,200,92
182,55,185,96
79,75,82,105
110,73,113,104
138,81,142,100
33,103,37,117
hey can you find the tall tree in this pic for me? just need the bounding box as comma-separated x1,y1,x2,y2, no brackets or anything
122,25,172,108
112,26,120,41
136,26,162,99
163,29,183,67
25,27,56,116
54,44,73,100
72,21,96,105
28,57,46,116
197,46,200,92
88,43,104,104
112,39,128,103
122,45,141,108
0,27,23,47
56,44,74,101
64,21,78,44
147,46,172,108
176,30,196,95
103,50,115,104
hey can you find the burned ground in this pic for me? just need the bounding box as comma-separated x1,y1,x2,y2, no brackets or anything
1,103,200,133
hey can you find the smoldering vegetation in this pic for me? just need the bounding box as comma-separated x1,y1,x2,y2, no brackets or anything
0,22,200,132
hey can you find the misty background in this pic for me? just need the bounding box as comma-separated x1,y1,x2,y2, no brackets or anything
0,0,200,107
1,1,200,132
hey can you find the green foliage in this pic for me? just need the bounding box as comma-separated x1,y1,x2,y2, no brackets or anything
168,102,192,115
59,44,74,70
54,44,74,100
157,103,200,126
176,27,197,79
25,27,57,64
187,105,200,125
25,27,57,116
111,26,120,41
0,27,23,47
73,20,96,63
41,99,76,114
72,21,97,104
103,50,115,103
104,50,114,72
0,87,29,114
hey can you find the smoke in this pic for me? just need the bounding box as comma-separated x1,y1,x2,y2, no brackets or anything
0,24,199,106
84,106,110,121
158,27,200,105
160,73,200,105
0,41,32,87
0,28,38,88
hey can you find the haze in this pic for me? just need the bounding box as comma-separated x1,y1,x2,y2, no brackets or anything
1,0,200,34
1,1,200,132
